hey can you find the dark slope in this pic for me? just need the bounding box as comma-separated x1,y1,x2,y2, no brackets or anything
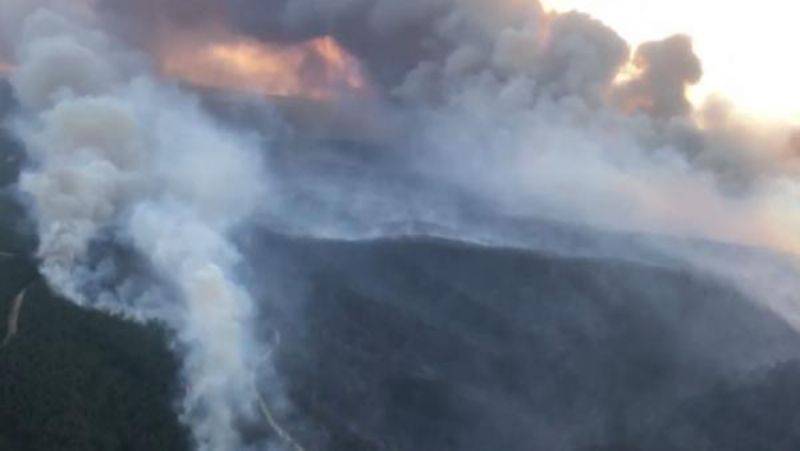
0,278,190,451
247,232,800,451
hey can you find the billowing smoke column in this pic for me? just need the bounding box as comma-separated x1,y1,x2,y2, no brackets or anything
2,2,273,450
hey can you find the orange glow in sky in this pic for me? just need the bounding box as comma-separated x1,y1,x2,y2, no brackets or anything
161,35,366,101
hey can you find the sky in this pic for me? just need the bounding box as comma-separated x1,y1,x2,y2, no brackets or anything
544,0,800,124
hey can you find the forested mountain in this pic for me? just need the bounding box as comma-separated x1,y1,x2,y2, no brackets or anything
0,278,190,451
249,232,800,451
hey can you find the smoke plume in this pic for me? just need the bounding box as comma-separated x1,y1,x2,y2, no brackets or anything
2,2,275,449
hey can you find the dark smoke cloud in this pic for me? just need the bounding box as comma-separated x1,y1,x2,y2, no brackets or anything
225,1,625,106
613,34,702,117
97,0,452,87
96,0,628,104
536,11,629,103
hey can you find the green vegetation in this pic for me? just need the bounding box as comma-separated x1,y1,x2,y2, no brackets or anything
0,279,190,451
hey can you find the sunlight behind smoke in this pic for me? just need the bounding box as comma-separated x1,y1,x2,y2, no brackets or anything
542,0,800,124
161,34,367,100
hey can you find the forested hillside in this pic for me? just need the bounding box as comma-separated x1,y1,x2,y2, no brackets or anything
0,278,190,451
251,233,800,451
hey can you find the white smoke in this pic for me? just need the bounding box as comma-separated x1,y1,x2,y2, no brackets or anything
5,3,273,450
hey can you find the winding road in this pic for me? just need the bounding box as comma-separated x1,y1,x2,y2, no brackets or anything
1,287,26,348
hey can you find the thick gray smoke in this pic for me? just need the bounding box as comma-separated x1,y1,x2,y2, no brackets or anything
88,0,800,250
85,0,800,334
2,2,275,450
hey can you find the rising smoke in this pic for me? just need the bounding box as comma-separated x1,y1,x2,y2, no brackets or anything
2,0,800,450
2,2,275,450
